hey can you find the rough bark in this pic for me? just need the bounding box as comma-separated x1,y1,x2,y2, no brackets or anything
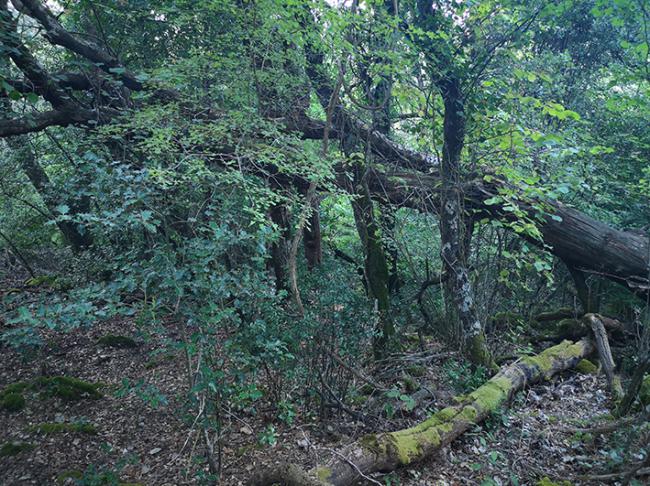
304,200,323,269
250,338,594,486
350,175,394,357
270,204,291,295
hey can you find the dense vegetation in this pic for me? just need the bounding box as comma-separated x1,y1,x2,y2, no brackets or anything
0,0,649,484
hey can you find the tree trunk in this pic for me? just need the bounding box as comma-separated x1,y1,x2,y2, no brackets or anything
6,136,92,252
303,200,322,269
350,176,394,358
250,338,594,486
436,77,494,370
270,203,291,295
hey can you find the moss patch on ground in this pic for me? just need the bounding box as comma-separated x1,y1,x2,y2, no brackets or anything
0,376,103,412
0,442,34,457
28,422,98,435
34,376,103,401
97,334,138,349
0,392,26,412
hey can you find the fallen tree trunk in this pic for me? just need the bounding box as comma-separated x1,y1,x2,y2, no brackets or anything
363,169,650,299
250,338,594,486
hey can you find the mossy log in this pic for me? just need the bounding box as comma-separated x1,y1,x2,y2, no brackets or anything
532,314,624,344
533,308,576,323
250,339,594,486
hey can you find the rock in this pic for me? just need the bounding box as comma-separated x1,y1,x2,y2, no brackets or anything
240,425,253,435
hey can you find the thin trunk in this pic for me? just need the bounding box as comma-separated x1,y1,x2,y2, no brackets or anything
270,204,291,295
438,77,495,370
350,177,394,358
7,137,92,251
303,199,322,269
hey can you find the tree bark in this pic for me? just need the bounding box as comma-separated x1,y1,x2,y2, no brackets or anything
250,338,594,486
5,134,93,252
270,204,291,295
425,75,492,368
304,199,322,269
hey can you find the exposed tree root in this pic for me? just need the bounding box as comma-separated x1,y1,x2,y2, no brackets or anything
250,339,594,486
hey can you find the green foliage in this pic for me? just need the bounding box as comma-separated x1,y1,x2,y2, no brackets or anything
443,361,488,394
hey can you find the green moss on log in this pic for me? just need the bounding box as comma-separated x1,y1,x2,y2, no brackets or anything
467,377,512,411
28,422,98,434
97,334,138,348
575,359,598,375
0,442,34,457
521,340,584,378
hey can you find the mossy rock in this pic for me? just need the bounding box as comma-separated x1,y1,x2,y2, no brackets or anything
34,376,103,401
536,477,572,486
640,375,650,406
575,359,598,375
28,422,98,435
1,392,26,412
97,334,138,349
0,442,34,457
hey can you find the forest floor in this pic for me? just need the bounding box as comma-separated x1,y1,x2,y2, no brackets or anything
0,280,632,486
